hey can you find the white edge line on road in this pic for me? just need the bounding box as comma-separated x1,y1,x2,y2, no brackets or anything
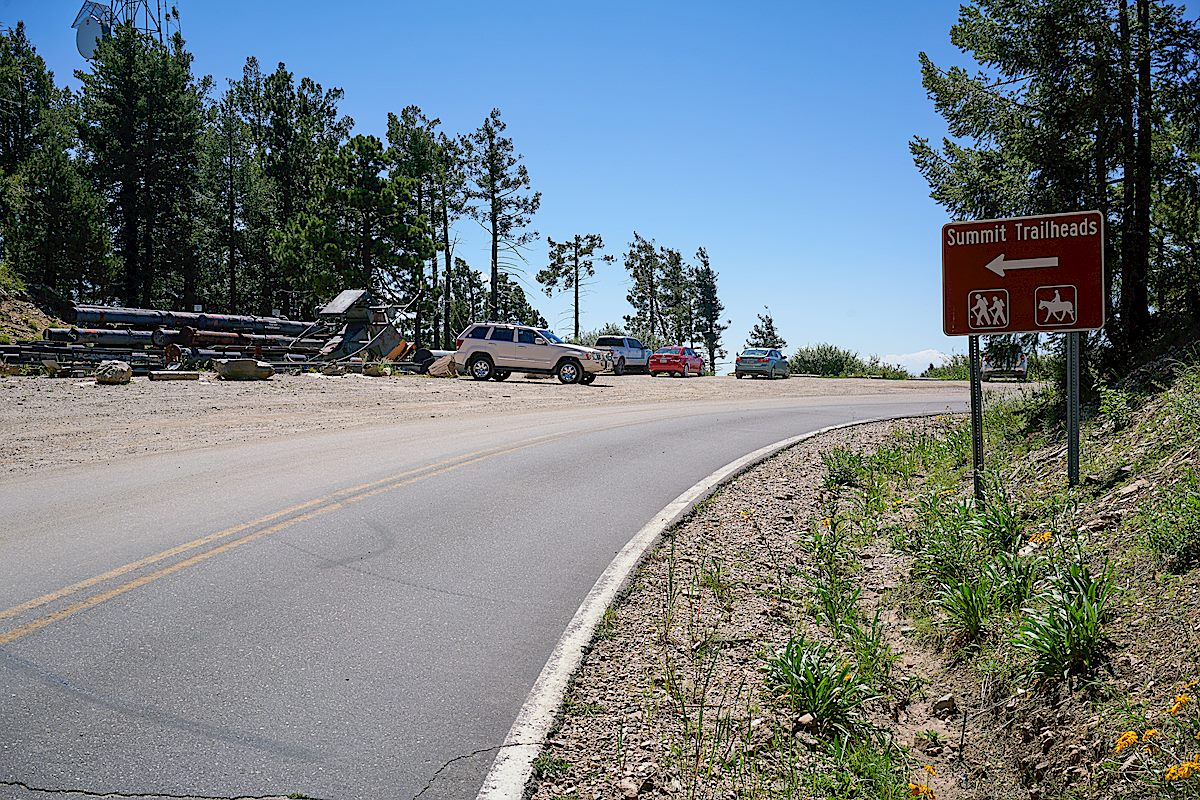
476,411,954,799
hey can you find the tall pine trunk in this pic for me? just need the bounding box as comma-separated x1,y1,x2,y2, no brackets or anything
441,190,453,346
572,239,580,340
1128,0,1153,342
489,197,499,321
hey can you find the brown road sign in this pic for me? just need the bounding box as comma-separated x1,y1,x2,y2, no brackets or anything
942,211,1105,336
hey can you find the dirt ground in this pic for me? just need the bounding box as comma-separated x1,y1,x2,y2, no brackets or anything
0,372,973,476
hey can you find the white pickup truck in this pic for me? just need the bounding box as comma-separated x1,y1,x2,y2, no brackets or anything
593,336,652,375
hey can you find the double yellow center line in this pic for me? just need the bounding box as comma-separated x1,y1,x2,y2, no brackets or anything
0,428,588,646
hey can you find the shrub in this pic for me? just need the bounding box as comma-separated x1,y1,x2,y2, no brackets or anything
1014,562,1114,682
1097,383,1134,429
1142,470,1200,571
921,354,970,380
790,343,869,377
865,356,911,380
764,638,876,738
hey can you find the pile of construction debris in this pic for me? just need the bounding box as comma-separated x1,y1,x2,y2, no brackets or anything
0,289,450,378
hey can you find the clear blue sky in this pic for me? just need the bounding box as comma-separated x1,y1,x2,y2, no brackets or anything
6,0,970,371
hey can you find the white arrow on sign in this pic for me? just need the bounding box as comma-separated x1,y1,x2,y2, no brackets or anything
984,254,1059,277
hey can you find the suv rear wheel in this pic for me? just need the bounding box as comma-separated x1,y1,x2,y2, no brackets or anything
614,357,625,376
556,358,582,384
469,354,494,381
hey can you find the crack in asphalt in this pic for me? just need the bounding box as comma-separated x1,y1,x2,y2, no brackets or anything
0,780,327,800
410,742,533,800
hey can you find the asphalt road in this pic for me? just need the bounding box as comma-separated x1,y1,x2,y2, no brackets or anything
0,386,967,800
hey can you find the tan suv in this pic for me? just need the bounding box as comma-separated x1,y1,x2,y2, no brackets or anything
453,323,612,384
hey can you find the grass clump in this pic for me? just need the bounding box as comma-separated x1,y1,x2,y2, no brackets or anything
1141,470,1200,572
822,446,866,488
935,574,995,648
530,753,571,780
764,638,877,739
1014,561,1114,683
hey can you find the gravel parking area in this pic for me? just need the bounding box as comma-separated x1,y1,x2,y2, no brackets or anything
0,373,973,475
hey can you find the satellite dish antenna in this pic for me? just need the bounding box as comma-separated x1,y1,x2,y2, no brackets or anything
75,16,105,59
71,1,112,60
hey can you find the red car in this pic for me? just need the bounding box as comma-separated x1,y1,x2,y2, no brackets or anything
649,345,705,377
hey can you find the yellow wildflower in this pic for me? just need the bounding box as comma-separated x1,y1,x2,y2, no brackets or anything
1115,731,1139,753
923,764,938,777
821,517,832,529
1165,759,1200,781
1186,679,1199,688
1144,729,1159,741
1170,694,1193,715
1028,530,1054,544
908,783,936,798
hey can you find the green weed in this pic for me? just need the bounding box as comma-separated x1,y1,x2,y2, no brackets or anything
1014,561,1114,683
1098,383,1135,429
596,606,618,640
531,753,572,780
822,446,866,489
764,638,877,738
935,574,994,647
1141,470,1200,572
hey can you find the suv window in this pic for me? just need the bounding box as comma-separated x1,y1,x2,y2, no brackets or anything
467,326,490,340
595,336,622,347
629,339,643,350
489,327,514,342
517,328,536,344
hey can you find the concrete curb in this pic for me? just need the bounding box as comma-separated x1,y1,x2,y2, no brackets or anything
475,412,953,799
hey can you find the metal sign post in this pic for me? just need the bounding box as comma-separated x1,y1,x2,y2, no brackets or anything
1066,331,1081,485
941,210,1105,492
968,335,986,504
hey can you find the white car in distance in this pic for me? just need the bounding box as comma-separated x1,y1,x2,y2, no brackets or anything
592,335,652,375
454,323,612,385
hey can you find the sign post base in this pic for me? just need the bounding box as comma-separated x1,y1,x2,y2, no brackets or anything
969,335,986,505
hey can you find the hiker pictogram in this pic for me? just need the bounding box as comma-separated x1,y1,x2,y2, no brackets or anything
1035,285,1078,327
968,289,1009,330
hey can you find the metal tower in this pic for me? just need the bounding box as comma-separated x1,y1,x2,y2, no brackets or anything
110,1,181,42
72,1,181,51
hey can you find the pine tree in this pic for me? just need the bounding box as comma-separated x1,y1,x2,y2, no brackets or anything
436,133,470,346
0,23,110,295
77,25,204,308
493,272,547,328
387,106,440,346
746,308,786,349
261,63,351,314
623,232,662,342
5,104,112,299
463,108,540,320
0,23,55,177
449,256,487,336
911,0,1200,358
537,233,612,340
273,135,433,307
197,85,271,311
658,245,693,345
692,247,728,372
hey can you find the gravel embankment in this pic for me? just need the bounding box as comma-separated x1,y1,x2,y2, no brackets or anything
526,416,966,800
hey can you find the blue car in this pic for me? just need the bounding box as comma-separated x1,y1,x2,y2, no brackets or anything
735,348,790,379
